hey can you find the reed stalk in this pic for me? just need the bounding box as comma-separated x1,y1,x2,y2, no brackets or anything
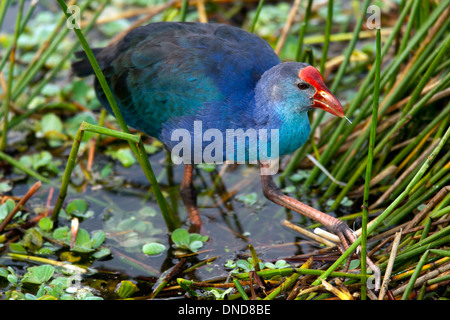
0,0,24,150
401,250,430,300
319,0,333,75
249,0,265,33
295,0,313,62
360,27,381,300
0,0,37,73
0,0,11,31
179,0,188,22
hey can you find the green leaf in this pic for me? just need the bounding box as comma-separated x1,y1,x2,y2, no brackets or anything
116,280,139,299
40,113,63,135
224,260,236,269
73,228,91,246
281,185,296,193
116,148,136,167
9,242,27,254
289,170,311,182
22,265,55,285
25,293,37,300
52,226,69,240
71,80,91,105
144,141,162,155
40,114,65,147
105,147,137,168
0,268,9,278
18,152,58,173
22,228,43,252
66,199,88,217
142,242,166,255
341,196,354,207
39,217,54,232
189,233,209,243
197,163,216,172
70,228,94,253
348,259,360,270
41,83,60,97
0,199,15,222
90,230,105,249
171,228,208,252
92,247,111,259
100,163,113,178
36,247,55,255
235,260,252,272
0,181,12,193
7,274,18,285
171,228,190,247
138,206,157,217
99,19,131,37
189,240,204,253
236,192,258,206
274,260,290,268
83,295,103,300
71,245,95,253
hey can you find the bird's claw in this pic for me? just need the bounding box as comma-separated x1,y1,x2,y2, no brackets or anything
328,220,381,294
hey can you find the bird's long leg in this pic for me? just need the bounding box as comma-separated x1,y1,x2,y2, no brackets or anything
180,164,203,233
259,161,380,291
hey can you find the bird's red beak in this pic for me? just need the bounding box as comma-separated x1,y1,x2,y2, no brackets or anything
299,66,344,118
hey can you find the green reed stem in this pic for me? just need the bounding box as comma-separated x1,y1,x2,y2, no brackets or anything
0,0,24,151
0,0,11,32
330,0,370,93
402,35,450,114
52,124,84,220
429,249,450,258
21,0,107,113
0,0,36,73
398,0,420,54
0,150,53,185
179,0,188,22
401,250,429,300
319,0,333,74
295,0,313,62
249,0,265,33
233,278,249,300
360,28,381,300
11,1,83,101
392,235,450,269
420,218,432,242
55,0,175,231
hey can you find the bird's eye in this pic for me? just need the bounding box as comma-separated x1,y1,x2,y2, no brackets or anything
297,83,309,90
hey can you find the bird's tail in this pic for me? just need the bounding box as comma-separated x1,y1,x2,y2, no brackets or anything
71,48,104,77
